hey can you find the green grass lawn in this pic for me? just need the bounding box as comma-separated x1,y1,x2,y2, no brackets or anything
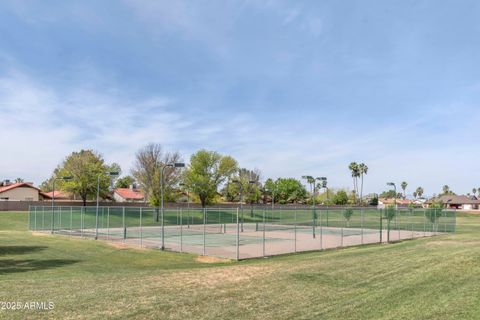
1,211,479,319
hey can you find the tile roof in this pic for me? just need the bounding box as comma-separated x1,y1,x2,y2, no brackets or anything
0,182,39,194
41,190,70,199
379,198,412,205
428,195,480,205
114,188,144,200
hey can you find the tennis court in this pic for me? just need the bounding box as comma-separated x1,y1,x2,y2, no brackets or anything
28,206,456,259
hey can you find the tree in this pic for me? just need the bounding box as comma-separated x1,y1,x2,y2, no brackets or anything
384,205,396,242
14,178,24,183
380,190,397,199
441,185,454,195
426,202,443,232
401,181,408,199
273,178,307,204
302,176,316,205
413,191,418,199
183,150,238,207
343,208,354,226
53,150,119,206
228,168,262,205
369,194,378,206
348,162,360,204
415,187,424,198
222,179,237,202
358,163,368,204
473,188,477,197
332,190,349,205
132,143,182,206
263,178,277,204
115,176,136,189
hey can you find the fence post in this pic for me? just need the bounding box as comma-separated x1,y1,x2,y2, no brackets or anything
51,205,55,234
203,208,206,256
34,206,37,231
262,208,266,257
361,208,364,245
161,206,164,250
397,210,401,240
379,209,383,243
81,207,84,237
236,208,240,261
59,206,62,231
319,208,323,250
387,212,390,243
326,207,329,227
122,207,126,243
444,211,447,233
312,206,316,239
180,208,183,253
341,212,344,247
107,207,110,240
241,204,244,233
411,210,414,238
140,207,143,247
70,206,73,237
423,209,426,237
294,207,297,253
95,205,99,240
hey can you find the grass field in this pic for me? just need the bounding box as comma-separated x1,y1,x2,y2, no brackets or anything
1,211,479,319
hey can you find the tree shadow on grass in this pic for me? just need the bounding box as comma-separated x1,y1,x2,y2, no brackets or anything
0,259,79,275
0,246,48,256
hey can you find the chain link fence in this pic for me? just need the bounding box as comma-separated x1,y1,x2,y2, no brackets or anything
28,206,456,260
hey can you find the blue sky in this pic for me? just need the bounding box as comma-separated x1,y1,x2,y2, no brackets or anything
1,0,479,196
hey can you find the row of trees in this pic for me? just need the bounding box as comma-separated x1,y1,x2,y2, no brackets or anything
42,144,369,207
42,145,317,207
380,183,425,200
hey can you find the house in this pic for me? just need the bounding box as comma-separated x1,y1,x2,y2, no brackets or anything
0,181,45,201
40,190,73,200
113,186,145,203
426,195,480,210
377,197,412,208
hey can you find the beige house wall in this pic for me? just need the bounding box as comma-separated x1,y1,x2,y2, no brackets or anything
0,187,39,201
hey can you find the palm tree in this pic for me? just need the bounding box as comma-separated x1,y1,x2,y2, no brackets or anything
358,163,368,205
301,176,315,204
401,181,408,199
348,162,360,204
416,187,424,198
14,178,24,183
473,188,477,197
442,185,450,195
413,191,418,199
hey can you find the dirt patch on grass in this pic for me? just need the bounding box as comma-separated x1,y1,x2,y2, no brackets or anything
196,256,232,264
31,232,51,237
154,263,277,290
106,242,146,250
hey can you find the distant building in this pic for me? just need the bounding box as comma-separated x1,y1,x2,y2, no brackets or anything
426,195,480,210
0,181,46,201
40,190,73,200
377,197,412,209
113,186,145,203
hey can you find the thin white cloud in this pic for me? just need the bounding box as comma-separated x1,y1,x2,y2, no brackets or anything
1,67,479,196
